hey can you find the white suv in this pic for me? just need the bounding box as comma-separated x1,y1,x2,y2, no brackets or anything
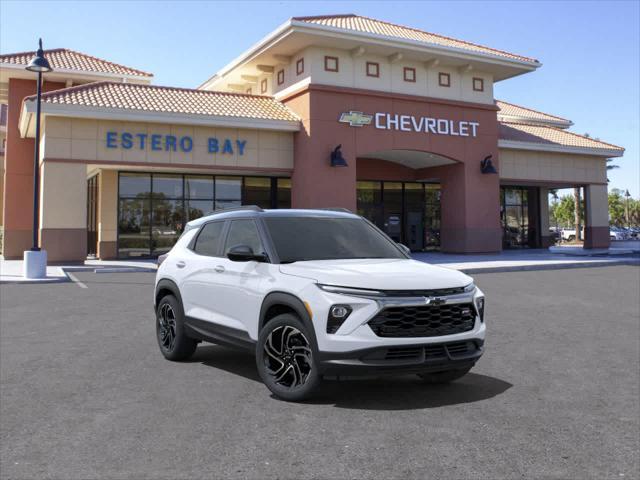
154,207,486,401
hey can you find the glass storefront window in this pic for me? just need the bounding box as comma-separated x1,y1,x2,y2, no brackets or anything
185,176,214,200
153,175,183,199
118,197,151,257
501,186,538,248
119,173,151,197
215,176,241,210
117,173,289,258
277,178,291,209
186,199,214,221
356,181,441,251
244,177,272,209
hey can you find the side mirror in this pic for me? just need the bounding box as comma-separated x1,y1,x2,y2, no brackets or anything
227,244,267,262
397,243,411,255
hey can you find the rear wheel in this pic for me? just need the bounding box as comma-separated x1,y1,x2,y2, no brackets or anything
418,366,472,384
156,294,197,361
256,314,321,402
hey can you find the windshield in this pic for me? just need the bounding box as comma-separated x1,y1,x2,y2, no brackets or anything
264,217,406,263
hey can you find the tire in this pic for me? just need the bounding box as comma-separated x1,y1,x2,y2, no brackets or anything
418,366,472,384
256,313,321,402
156,294,197,361
567,235,575,242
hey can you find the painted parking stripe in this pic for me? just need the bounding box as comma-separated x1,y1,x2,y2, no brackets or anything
66,272,88,289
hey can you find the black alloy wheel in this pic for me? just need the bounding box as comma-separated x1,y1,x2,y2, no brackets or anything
256,314,321,401
264,325,313,388
156,294,197,361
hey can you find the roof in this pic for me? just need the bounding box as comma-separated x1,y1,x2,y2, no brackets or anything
186,207,357,227
293,14,539,64
0,48,152,78
25,81,300,122
499,122,624,156
497,100,572,128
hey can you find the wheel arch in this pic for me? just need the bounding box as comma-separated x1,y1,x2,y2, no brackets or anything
259,292,314,334
155,278,183,309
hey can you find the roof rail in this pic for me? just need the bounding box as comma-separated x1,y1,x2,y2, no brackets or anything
316,207,353,213
207,205,264,215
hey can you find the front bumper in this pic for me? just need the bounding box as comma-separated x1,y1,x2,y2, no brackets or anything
317,338,484,377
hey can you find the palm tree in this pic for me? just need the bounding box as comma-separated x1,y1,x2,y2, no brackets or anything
574,187,581,241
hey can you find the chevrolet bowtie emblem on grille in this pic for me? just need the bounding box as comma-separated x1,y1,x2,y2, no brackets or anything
338,111,373,127
425,297,446,306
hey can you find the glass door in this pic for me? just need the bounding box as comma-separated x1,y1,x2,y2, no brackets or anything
86,175,99,257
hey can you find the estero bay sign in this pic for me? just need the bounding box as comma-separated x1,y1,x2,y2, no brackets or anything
339,111,480,137
105,131,248,155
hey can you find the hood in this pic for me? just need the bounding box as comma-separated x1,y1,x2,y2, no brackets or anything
279,258,472,290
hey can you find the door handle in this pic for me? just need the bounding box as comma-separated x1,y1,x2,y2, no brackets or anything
214,265,225,273
176,261,186,269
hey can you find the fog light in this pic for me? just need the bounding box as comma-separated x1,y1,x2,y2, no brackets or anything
476,298,485,323
327,305,352,334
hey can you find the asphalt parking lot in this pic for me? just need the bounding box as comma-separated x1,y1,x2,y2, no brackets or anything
1,265,639,479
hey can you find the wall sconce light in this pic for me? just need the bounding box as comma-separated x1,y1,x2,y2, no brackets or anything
480,155,497,174
330,144,348,167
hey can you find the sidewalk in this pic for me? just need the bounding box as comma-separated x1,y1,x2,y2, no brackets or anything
412,249,639,274
1,250,637,284
0,258,157,284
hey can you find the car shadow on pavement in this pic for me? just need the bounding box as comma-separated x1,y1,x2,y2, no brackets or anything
193,345,512,410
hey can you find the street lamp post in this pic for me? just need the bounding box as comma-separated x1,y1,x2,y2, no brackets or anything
625,189,631,229
23,39,53,279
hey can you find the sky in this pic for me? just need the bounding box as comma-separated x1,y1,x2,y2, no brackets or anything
1,0,638,197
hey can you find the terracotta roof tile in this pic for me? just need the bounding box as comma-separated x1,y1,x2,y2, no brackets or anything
293,14,538,64
0,48,152,78
27,82,299,122
499,122,623,153
496,100,571,126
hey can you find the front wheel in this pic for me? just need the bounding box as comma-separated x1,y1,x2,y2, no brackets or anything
418,366,472,384
256,314,321,402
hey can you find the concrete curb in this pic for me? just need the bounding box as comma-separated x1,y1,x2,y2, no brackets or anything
456,259,640,274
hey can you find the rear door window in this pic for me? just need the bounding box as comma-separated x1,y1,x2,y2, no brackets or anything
193,221,225,257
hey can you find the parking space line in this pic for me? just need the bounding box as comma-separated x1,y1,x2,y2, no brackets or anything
66,272,88,289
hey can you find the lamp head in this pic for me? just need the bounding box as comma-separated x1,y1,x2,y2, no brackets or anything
330,144,348,167
26,39,53,73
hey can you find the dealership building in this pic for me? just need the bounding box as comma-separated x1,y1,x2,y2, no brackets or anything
0,14,624,261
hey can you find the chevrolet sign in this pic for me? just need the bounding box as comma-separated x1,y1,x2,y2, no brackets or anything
338,111,373,127
339,111,480,137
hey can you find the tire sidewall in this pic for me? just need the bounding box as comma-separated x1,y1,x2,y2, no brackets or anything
156,294,196,361
256,313,321,401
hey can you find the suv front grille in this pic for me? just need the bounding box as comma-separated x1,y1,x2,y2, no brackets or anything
380,287,465,297
360,340,480,363
368,303,476,337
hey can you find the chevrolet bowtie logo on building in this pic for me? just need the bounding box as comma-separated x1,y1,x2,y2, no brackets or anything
338,111,373,127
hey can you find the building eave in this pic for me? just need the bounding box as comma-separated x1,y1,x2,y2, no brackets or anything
498,140,624,158
199,18,540,89
0,61,153,83
497,114,573,129
19,100,301,138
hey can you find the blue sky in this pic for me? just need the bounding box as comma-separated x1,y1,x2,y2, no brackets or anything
1,0,638,196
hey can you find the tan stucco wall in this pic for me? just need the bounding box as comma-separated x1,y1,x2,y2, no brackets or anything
40,161,86,229
98,169,118,243
585,184,609,228
272,46,494,104
42,117,294,170
499,149,607,184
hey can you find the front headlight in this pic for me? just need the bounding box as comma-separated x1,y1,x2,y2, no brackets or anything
475,297,485,323
463,282,476,293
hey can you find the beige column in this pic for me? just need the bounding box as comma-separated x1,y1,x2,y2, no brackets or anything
39,161,87,262
584,184,610,249
539,188,552,247
98,170,118,259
